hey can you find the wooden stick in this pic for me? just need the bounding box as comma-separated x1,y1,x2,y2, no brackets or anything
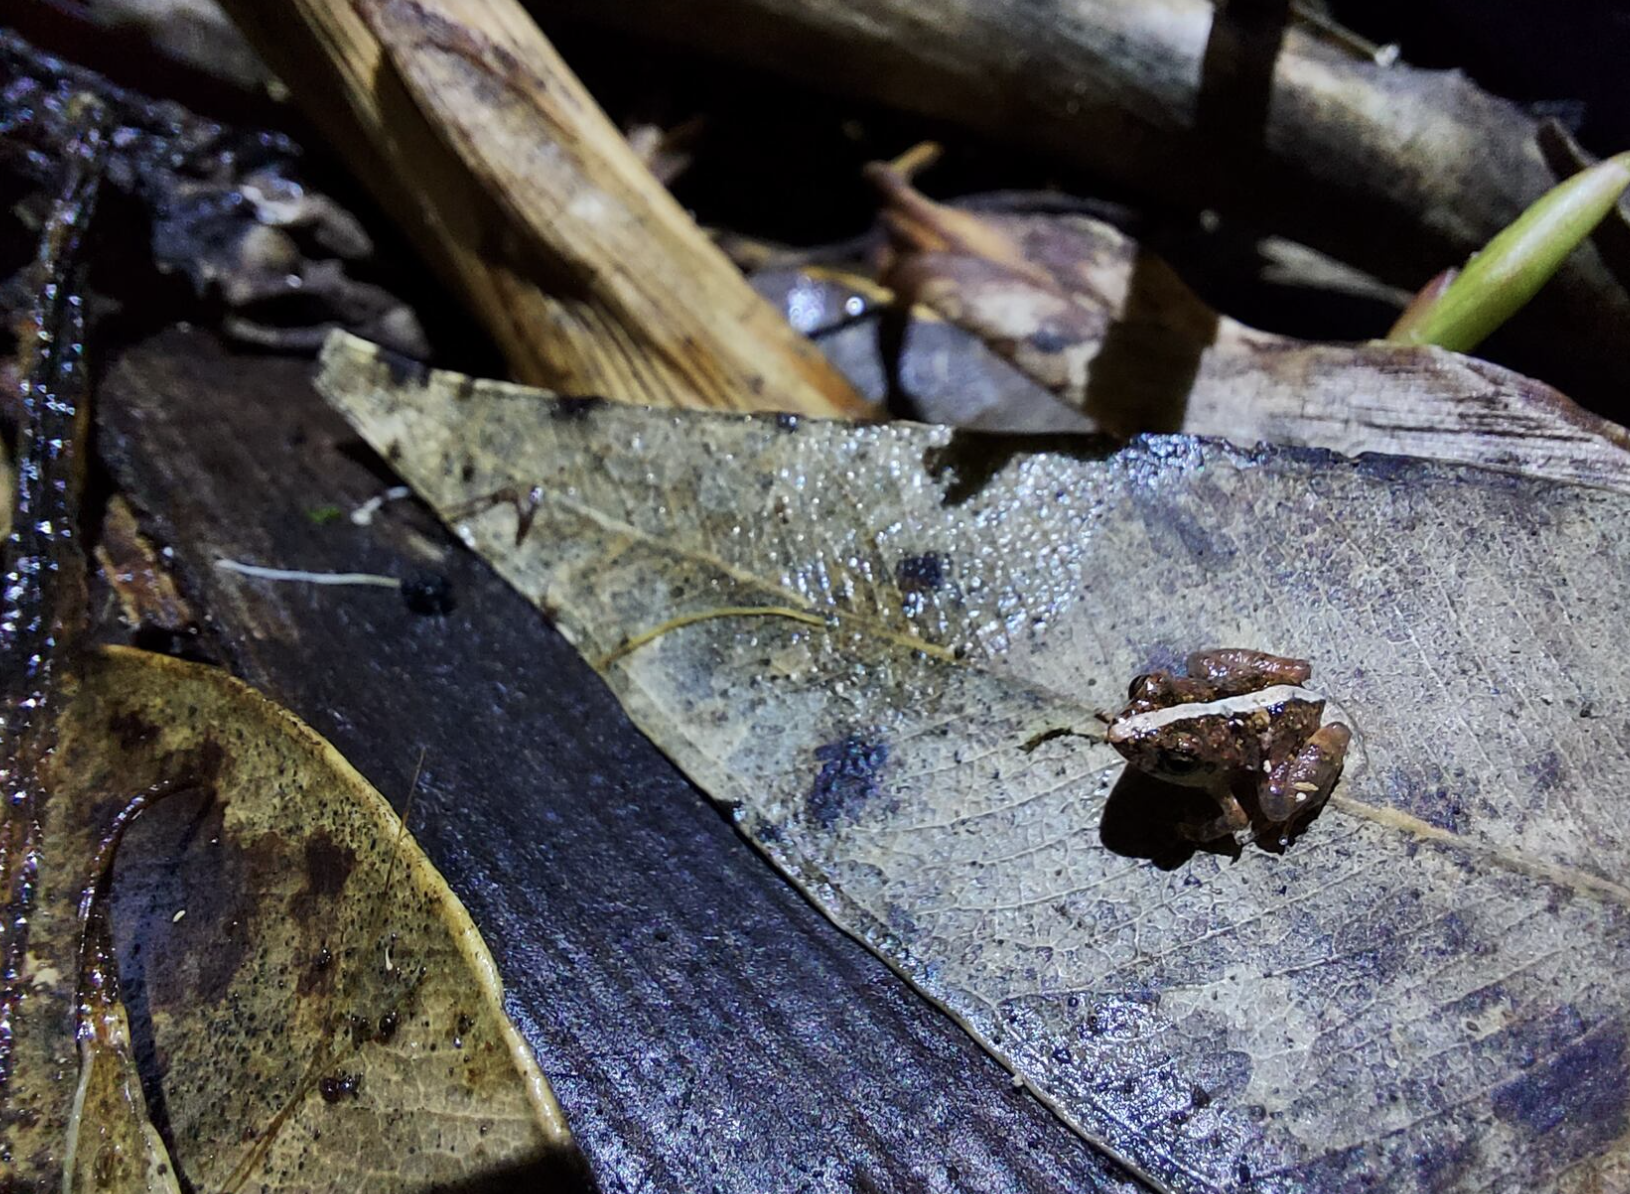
219,0,870,417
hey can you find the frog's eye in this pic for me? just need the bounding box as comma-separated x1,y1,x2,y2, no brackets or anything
1161,750,1202,776
1128,673,1151,699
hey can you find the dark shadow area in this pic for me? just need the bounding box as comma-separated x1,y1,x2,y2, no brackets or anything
922,428,1121,506
428,1148,601,1194
1329,0,1630,158
877,297,916,421
1098,769,1228,871
1099,767,1331,865
1080,249,1217,436
1194,0,1293,160
5,0,286,128
108,786,222,1193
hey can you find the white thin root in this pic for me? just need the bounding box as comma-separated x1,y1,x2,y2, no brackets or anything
215,558,400,588
350,485,412,526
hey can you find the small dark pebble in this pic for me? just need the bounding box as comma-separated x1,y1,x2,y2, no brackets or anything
401,572,456,616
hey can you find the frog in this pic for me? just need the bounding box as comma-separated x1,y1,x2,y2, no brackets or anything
1103,648,1352,844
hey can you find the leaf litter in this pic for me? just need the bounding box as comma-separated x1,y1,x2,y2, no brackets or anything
0,101,577,1194
321,329,1630,1194
868,162,1630,495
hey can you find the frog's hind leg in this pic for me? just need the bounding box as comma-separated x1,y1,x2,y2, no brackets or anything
1186,648,1311,694
1260,722,1352,825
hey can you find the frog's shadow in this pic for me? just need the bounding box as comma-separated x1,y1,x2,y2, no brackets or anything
1100,770,1223,869
1098,769,1335,869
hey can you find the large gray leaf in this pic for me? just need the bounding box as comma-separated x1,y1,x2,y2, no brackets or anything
318,332,1630,1194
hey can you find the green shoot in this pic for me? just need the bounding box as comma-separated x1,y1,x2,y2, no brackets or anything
1388,151,1630,352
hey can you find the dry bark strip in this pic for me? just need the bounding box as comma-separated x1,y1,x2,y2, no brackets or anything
219,0,869,417
546,0,1630,415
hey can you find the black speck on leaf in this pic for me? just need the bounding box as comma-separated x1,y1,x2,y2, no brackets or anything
319,1072,361,1103
896,552,947,592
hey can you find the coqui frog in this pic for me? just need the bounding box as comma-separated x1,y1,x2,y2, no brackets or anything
1104,648,1351,844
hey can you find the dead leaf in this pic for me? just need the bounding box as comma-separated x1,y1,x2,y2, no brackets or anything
549,0,1630,415
40,646,579,1191
93,496,198,648
871,165,1630,494
321,330,1630,1193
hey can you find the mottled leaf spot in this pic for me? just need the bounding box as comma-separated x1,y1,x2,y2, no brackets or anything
1029,328,1072,354
1491,1019,1628,1163
1386,763,1477,834
1410,1133,1480,1191
290,833,358,924
808,734,888,828
895,552,947,593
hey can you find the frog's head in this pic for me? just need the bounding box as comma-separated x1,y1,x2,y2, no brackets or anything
1106,706,1241,789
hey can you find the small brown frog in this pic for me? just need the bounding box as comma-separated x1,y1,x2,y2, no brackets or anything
1104,648,1351,844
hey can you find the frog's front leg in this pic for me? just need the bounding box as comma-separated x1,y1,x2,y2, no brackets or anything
1259,722,1352,825
1177,787,1252,843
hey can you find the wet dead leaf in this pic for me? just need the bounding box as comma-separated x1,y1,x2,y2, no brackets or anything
46,646,576,1192
321,330,1630,1193
2,107,105,1192
870,166,1630,494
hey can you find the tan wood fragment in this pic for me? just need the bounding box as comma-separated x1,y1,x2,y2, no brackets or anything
219,0,868,416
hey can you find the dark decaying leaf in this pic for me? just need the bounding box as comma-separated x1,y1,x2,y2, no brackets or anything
1,102,108,1192
52,646,579,1191
870,165,1630,495
322,330,1630,1194
0,30,425,356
